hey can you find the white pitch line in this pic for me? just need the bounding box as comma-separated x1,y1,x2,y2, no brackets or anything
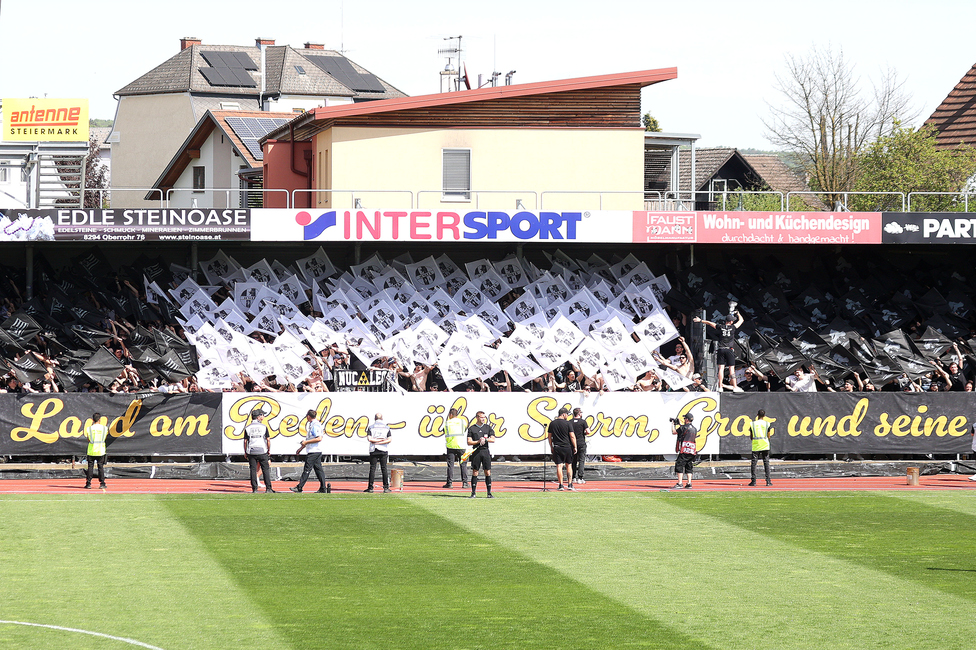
0,620,166,649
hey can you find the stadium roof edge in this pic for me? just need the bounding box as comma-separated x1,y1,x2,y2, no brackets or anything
261,67,679,144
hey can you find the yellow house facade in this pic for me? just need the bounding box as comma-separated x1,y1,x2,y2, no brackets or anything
262,68,677,212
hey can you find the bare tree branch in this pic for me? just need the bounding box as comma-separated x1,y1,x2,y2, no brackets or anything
763,45,917,207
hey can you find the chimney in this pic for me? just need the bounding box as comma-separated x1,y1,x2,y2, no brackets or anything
180,37,201,50
304,42,325,50
256,37,275,47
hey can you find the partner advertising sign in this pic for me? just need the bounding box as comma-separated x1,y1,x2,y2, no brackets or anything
881,212,976,243
633,211,884,244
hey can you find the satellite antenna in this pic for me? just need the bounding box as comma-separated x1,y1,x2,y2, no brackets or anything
438,35,462,92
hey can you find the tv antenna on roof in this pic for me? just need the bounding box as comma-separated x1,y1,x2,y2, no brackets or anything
438,35,464,92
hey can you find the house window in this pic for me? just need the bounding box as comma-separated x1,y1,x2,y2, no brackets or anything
192,166,205,192
442,149,470,201
0,165,8,183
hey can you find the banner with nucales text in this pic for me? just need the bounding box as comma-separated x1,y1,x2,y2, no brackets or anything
0,394,222,455
220,391,720,456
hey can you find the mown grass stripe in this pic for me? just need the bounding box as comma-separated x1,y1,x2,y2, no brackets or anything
668,491,976,598
161,494,713,650
416,491,976,649
0,496,291,650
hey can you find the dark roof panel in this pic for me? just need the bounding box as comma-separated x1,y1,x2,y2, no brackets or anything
305,54,386,93
116,43,405,100
925,62,976,148
224,116,291,160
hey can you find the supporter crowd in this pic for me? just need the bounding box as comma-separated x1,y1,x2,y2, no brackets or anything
0,245,972,395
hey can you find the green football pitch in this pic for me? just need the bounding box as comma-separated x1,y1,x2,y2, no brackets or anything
0,490,973,649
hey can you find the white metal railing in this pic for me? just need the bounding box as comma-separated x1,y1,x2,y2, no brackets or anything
716,191,785,211
656,190,785,211
659,191,697,211
86,187,976,213
539,191,647,210
907,191,975,212
166,187,290,208
292,189,414,210
785,191,906,212
416,190,539,210
84,187,165,208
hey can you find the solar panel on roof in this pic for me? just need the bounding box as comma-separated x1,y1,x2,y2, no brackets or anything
225,116,291,161
200,67,232,86
229,51,258,70
200,51,258,88
231,68,257,86
200,51,226,68
304,55,386,93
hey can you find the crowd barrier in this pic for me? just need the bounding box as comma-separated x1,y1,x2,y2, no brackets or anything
1,392,972,457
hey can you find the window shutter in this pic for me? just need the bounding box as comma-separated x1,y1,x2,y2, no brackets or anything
442,149,470,199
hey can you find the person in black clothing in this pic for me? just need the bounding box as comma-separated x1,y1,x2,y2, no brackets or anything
547,407,578,491
694,310,744,391
670,414,697,489
571,407,589,484
738,365,769,392
946,348,968,391
686,373,708,392
466,411,496,498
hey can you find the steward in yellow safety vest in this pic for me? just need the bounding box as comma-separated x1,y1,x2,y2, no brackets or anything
84,412,110,489
442,408,469,489
748,409,772,487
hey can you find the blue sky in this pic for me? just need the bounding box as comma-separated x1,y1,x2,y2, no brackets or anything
1,0,971,148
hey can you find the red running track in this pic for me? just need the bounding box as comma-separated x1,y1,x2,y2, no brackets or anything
0,475,973,494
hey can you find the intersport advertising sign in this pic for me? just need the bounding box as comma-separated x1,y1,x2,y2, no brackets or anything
253,209,887,244
251,209,636,243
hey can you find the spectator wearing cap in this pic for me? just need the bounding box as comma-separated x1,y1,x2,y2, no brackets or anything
686,373,707,392
244,410,275,493
671,413,697,489
738,366,768,392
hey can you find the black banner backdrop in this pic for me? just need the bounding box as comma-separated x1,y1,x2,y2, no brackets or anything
715,393,975,455
0,393,222,455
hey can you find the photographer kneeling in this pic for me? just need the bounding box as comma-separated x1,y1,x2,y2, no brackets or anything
670,414,697,490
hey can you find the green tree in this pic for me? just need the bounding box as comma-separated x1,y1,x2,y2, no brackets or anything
84,133,109,208
642,112,661,132
850,123,976,212
718,187,815,212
